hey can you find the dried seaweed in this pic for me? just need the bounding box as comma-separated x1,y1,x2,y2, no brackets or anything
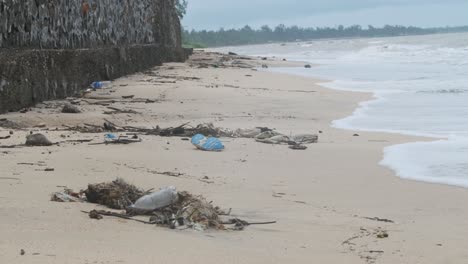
84,178,144,209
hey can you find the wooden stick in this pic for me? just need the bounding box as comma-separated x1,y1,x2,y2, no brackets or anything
81,210,152,224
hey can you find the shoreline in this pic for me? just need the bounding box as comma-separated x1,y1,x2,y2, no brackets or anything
263,61,447,188
1,51,468,263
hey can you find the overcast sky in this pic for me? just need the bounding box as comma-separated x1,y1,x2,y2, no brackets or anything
182,0,468,30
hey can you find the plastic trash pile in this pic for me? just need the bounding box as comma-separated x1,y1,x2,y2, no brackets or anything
187,124,318,151
50,179,256,231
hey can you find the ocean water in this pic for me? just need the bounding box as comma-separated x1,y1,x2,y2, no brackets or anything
215,32,468,188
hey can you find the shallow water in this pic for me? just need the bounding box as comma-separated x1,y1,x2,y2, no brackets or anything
215,33,468,188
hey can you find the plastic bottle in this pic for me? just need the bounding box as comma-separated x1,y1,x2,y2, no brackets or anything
131,186,178,211
90,81,112,89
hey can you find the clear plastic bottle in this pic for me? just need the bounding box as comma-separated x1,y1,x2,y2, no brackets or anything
131,186,178,210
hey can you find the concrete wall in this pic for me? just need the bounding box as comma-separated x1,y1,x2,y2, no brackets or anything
0,0,188,113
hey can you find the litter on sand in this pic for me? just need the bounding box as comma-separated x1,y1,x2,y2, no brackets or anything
191,134,225,151
25,134,54,146
89,134,142,145
51,178,275,231
51,189,85,202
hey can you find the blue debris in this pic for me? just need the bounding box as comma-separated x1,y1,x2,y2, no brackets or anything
191,134,224,151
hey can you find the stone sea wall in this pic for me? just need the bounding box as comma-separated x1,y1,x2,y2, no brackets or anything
0,0,188,113
0,0,180,49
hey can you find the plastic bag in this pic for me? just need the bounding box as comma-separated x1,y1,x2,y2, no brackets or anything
191,134,225,151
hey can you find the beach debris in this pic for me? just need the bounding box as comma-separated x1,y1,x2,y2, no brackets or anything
51,189,85,202
34,123,47,128
90,81,112,89
304,64,312,68
363,216,395,223
104,121,117,131
88,134,142,145
0,119,22,129
81,190,232,230
130,186,179,211
156,123,235,138
20,249,25,256
88,210,103,220
104,107,139,115
58,178,274,231
222,218,277,231
25,134,53,146
145,191,230,230
44,168,55,172
191,134,225,151
235,127,271,138
353,134,360,137
261,64,269,68
376,230,389,239
255,131,318,145
289,145,308,150
154,171,185,177
228,52,238,56
122,95,135,99
0,135,10,139
84,178,145,209
61,103,81,113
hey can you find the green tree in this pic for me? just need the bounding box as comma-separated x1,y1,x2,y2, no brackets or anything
176,0,188,19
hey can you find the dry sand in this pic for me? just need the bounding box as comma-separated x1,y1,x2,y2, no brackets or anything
1,51,468,263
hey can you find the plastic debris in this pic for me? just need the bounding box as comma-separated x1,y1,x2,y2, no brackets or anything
100,134,141,145
131,186,179,211
191,134,225,151
255,131,318,145
53,178,275,231
51,189,85,202
90,81,111,89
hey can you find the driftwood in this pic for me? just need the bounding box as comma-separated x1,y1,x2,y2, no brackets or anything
0,135,11,139
0,144,24,149
363,217,395,223
82,210,152,224
104,107,139,114
64,139,94,143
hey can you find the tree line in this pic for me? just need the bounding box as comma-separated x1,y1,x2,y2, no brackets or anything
183,24,468,47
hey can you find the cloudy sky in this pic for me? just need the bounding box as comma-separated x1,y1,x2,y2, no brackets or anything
182,0,468,30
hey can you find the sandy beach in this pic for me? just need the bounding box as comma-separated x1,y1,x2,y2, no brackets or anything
1,51,468,264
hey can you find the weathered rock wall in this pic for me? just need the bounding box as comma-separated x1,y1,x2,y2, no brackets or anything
0,0,181,49
0,0,188,113
0,45,190,113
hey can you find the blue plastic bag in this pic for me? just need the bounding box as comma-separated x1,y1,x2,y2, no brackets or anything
191,134,224,151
